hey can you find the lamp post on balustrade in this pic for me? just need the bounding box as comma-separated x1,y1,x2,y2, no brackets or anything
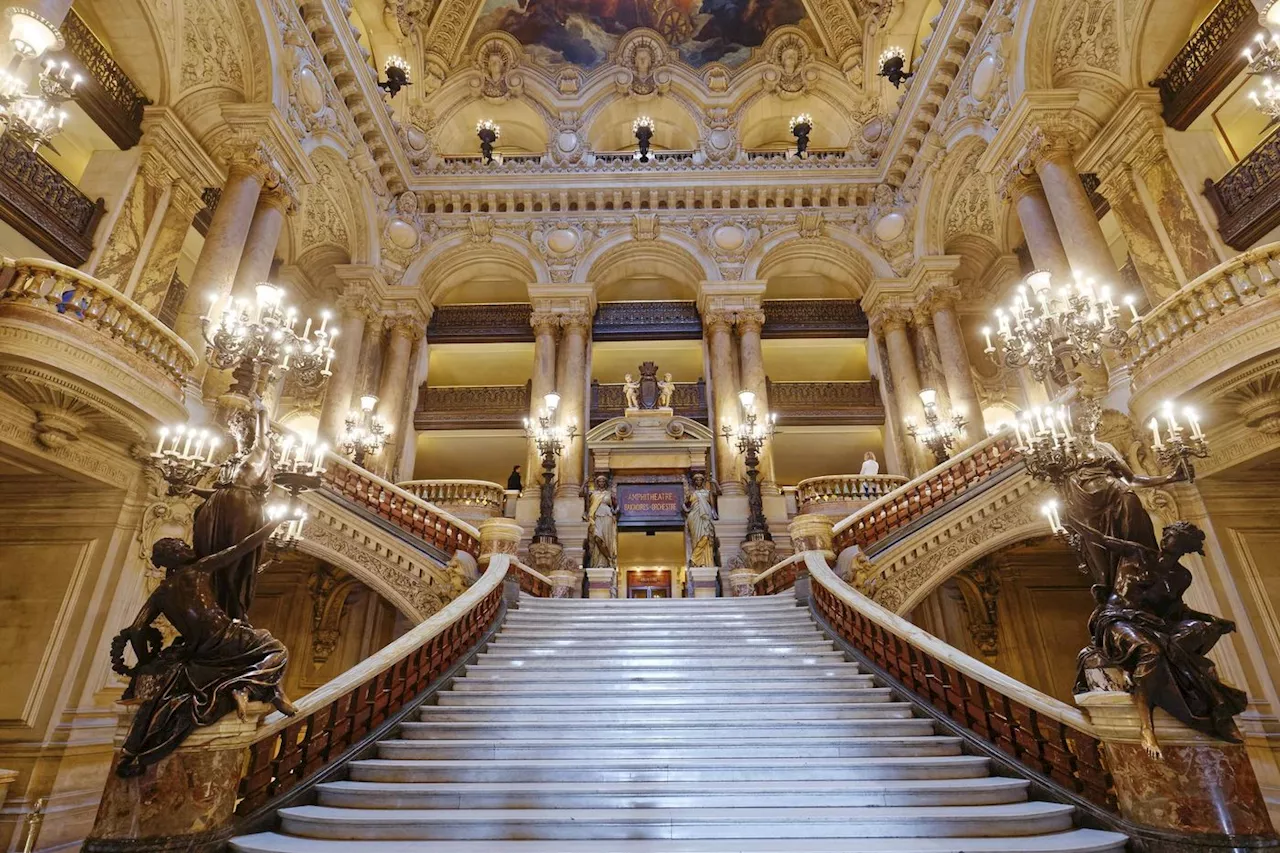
905,388,967,466
339,394,389,468
524,391,577,544
721,390,775,543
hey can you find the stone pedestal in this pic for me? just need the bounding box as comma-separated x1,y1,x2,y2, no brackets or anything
585,567,617,598
1075,691,1278,848
478,518,522,566
548,568,581,599
85,703,272,853
688,566,719,598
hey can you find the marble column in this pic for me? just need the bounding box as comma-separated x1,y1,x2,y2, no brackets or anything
172,161,266,357
735,307,776,487
1032,140,1118,280
1134,147,1221,281
1007,172,1072,283
554,311,590,498
394,333,428,482
375,314,422,478
1096,166,1181,307
912,311,952,413
318,287,375,444
876,308,929,476
129,181,204,315
705,310,743,495
230,187,292,300
924,287,983,449
868,326,907,476
527,311,560,495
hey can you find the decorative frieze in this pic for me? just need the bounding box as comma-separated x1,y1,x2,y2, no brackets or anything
1206,129,1280,250
0,136,106,267
760,299,869,338
416,383,531,430
593,301,703,341
427,303,535,342
767,380,885,426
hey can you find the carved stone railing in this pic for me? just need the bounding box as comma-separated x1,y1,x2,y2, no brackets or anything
321,454,481,559
397,479,507,521
0,137,105,266
427,303,534,343
803,553,1117,812
761,299,869,338
796,473,910,516
52,10,150,148
415,383,530,430
1152,0,1256,130
832,433,1021,558
236,554,510,818
1206,132,1280,250
767,379,884,425
1129,241,1280,416
590,379,707,425
593,301,703,341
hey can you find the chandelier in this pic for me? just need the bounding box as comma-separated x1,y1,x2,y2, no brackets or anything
340,395,390,466
905,388,967,465
982,269,1137,383
632,115,654,162
1243,31,1280,124
200,283,336,394
0,9,81,153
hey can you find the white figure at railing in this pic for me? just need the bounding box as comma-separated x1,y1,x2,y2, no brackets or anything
859,451,879,496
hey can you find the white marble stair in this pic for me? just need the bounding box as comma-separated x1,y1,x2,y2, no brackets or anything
232,591,1127,853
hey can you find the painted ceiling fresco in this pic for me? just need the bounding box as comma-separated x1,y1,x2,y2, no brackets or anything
468,0,813,68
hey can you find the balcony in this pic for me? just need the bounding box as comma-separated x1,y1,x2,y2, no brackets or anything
0,138,105,267
0,257,196,446
1152,0,1256,130
1206,130,1280,250
591,379,707,426
796,473,910,517
768,379,884,426
52,10,151,149
397,479,514,522
415,383,529,430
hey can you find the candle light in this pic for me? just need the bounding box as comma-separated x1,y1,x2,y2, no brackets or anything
192,430,207,460
181,427,193,457
206,437,219,463
1149,418,1163,450
322,351,334,375
982,326,994,353
1163,401,1180,434
1033,407,1047,433
319,311,330,334
1185,408,1203,440
302,317,312,338
1124,295,1140,322
155,427,168,455
314,443,327,471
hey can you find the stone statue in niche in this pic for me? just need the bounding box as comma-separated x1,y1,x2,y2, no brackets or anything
110,522,296,777
1064,443,1247,759
658,372,676,408
683,472,720,567
582,474,618,568
623,374,640,410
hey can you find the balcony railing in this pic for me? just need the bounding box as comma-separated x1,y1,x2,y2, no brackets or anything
1206,130,1280,250
427,303,534,343
415,383,530,430
761,299,869,338
768,379,884,425
593,301,703,341
0,137,105,267
1152,0,1256,130
796,474,910,516
590,379,707,426
397,479,509,521
52,10,150,148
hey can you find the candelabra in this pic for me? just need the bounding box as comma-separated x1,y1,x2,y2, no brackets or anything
524,392,578,543
151,424,221,496
720,390,776,542
0,54,80,153
877,46,913,88
266,501,308,550
476,119,500,164
1149,401,1210,483
340,395,389,467
1007,402,1098,486
789,113,812,159
200,283,336,399
982,269,1137,384
632,116,654,163
378,55,411,98
905,389,967,466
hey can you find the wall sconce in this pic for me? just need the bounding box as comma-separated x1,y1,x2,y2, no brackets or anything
905,388,966,465
789,113,812,159
378,55,412,98
878,46,913,88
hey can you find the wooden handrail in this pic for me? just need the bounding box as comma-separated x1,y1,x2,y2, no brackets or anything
513,559,554,598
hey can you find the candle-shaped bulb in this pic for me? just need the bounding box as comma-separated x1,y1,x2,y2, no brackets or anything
155,427,169,455
1149,417,1164,450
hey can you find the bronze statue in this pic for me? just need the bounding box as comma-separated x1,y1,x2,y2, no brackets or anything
683,472,719,567
111,521,296,777
1064,441,1246,758
583,474,618,568
192,398,274,620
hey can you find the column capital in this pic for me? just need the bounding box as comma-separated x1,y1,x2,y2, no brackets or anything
139,106,223,190
868,305,913,335
702,308,736,335
167,179,207,223
218,103,319,186
384,309,427,340
530,310,561,336
734,307,766,335
997,161,1042,203
1025,126,1077,172
557,309,593,334
336,282,378,320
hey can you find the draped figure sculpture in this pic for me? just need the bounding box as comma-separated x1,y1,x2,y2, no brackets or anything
1063,441,1247,759
684,472,719,567
583,474,618,567
111,522,296,777
192,398,273,620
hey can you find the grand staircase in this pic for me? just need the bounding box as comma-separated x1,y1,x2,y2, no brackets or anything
232,593,1127,852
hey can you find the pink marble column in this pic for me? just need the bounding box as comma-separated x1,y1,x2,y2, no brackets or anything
129,182,204,315
1007,172,1072,283
705,310,743,495
1096,166,1181,306
526,311,560,495
230,187,292,300
925,287,982,450
735,308,776,486
375,314,422,476
318,288,374,444
553,312,590,497
1033,141,1118,280
874,308,929,477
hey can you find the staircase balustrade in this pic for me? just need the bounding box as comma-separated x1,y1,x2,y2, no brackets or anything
832,433,1021,557
397,479,507,519
322,455,481,558
236,554,512,817
804,552,1118,811
796,473,910,514
513,560,554,598
751,552,804,596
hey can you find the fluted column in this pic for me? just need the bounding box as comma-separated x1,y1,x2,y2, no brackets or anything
735,307,776,487
526,310,560,495
1032,138,1118,280
318,285,375,444
923,286,982,449
874,308,928,476
705,310,743,495
172,160,266,356
554,311,590,498
1006,172,1072,283
395,333,429,482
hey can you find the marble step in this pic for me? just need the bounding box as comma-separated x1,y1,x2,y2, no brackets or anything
503,615,818,628
436,687,895,706
517,603,803,614
484,639,838,653
234,830,1130,852
496,629,829,643
417,702,915,723
473,654,849,669
451,672,875,689
347,755,995,784
375,736,963,761
313,778,1032,810
460,664,863,680
275,802,1079,841
396,719,937,741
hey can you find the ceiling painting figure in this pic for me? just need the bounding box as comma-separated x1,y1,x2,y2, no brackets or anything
467,0,814,69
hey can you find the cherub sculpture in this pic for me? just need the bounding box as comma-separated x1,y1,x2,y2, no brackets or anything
658,372,676,409
623,373,640,410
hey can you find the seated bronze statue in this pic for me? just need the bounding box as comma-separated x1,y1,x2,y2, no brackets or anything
1065,442,1246,758
111,521,296,777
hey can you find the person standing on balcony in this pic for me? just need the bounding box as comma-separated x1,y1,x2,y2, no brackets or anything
507,465,523,491
859,451,880,496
